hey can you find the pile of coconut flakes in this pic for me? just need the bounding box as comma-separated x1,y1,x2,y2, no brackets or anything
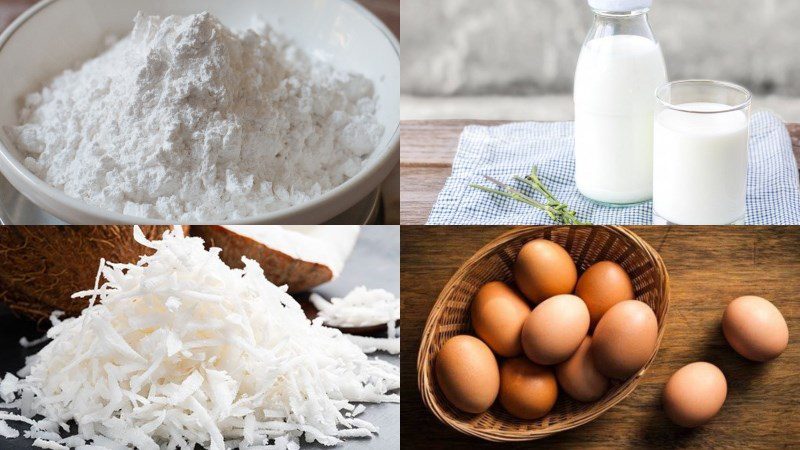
310,287,399,329
0,227,399,449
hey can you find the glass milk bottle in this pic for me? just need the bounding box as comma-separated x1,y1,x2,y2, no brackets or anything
573,0,667,205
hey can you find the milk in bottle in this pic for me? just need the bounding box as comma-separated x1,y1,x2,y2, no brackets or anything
574,0,667,204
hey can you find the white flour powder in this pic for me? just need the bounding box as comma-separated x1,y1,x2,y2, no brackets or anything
9,12,384,221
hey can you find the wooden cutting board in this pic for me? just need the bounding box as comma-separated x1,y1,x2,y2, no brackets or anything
401,120,800,224
401,226,800,449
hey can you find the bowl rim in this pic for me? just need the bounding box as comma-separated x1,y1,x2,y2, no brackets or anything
0,0,400,224
416,225,671,442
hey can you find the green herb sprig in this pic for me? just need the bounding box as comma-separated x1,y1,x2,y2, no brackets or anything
470,166,591,225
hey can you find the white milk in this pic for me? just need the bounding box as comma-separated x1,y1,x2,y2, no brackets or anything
653,102,749,225
574,34,667,204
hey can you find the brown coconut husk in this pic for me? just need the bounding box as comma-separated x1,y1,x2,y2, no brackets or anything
0,226,181,325
191,225,333,293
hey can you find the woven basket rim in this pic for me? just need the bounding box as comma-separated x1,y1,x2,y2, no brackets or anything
416,226,671,442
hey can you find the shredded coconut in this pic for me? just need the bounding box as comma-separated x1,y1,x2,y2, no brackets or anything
344,335,400,355
0,420,19,438
19,335,49,348
351,404,366,417
387,321,400,339
0,227,398,449
9,12,383,221
0,374,18,403
32,438,68,450
310,287,399,328
60,436,87,448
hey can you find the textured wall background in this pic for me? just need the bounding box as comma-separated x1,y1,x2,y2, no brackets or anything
401,0,800,97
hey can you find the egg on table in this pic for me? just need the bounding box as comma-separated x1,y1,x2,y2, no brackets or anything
435,335,500,414
556,336,609,402
722,295,789,362
592,300,658,379
498,357,558,420
575,261,635,328
513,239,577,304
663,362,727,428
471,281,531,357
521,294,590,365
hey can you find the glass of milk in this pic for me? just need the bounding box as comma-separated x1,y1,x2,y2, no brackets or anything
653,80,752,225
574,0,667,206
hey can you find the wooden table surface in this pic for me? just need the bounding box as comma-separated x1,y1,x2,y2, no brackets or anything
401,120,800,224
401,226,800,449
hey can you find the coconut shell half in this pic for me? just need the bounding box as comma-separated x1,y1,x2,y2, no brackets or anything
0,226,181,324
191,225,359,293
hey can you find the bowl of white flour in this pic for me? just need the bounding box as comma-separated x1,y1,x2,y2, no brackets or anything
0,0,399,224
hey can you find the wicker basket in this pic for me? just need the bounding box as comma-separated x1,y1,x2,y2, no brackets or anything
417,226,670,442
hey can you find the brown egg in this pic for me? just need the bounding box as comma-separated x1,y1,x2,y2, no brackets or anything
575,261,635,328
471,282,531,357
435,335,500,414
499,357,558,420
663,362,727,427
592,300,658,379
556,336,609,402
722,296,789,362
521,294,590,365
513,239,577,304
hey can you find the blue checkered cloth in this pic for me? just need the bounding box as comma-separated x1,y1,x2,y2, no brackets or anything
427,110,800,225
